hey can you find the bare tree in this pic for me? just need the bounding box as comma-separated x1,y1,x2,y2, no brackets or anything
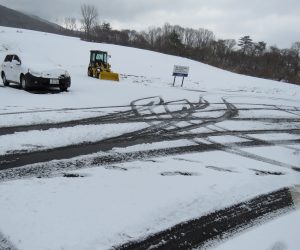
183,28,197,48
144,27,162,47
291,42,300,56
80,4,98,40
162,23,173,36
195,28,215,49
64,17,77,32
224,39,236,53
290,42,300,76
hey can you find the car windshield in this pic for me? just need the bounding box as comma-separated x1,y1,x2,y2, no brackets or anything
13,55,20,62
4,55,13,62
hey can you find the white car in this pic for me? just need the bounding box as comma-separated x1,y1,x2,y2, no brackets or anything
1,53,71,91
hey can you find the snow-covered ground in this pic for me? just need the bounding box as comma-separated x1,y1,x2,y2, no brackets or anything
212,209,300,250
0,27,300,250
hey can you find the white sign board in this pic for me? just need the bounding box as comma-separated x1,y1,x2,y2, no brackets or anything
173,65,189,77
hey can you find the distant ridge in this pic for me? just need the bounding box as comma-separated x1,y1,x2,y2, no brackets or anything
0,4,64,34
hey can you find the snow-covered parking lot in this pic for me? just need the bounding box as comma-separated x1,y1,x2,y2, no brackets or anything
0,27,300,250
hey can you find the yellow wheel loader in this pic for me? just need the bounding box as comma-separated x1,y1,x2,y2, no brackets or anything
88,50,119,81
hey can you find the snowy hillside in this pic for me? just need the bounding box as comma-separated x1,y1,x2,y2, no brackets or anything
1,26,299,111
0,26,300,250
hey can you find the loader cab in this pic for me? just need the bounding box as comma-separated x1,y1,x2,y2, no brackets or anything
88,50,119,81
90,50,108,67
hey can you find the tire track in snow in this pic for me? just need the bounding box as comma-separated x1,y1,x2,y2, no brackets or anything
0,101,298,136
0,231,17,250
0,96,299,173
1,138,300,180
206,124,300,170
115,187,298,250
0,98,206,136
0,98,250,170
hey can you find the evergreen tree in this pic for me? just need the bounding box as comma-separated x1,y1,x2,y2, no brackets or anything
238,35,254,55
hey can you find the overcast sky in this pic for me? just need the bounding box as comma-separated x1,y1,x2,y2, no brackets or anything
2,0,299,48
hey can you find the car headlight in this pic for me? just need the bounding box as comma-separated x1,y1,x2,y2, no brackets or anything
96,68,101,72
28,69,42,77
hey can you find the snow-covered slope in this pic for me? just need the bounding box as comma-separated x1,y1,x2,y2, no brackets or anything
0,26,299,112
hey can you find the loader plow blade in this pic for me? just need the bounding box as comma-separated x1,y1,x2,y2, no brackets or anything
100,71,120,82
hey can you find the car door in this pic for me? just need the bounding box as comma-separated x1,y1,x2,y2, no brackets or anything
10,55,22,83
2,55,13,81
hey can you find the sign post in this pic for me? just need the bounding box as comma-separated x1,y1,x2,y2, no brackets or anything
172,65,189,87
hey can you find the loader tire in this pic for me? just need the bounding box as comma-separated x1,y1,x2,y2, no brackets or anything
88,68,93,77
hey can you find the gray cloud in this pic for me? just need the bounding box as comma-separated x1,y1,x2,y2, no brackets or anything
2,0,300,48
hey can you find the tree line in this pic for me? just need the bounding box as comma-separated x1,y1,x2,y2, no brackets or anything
64,4,300,85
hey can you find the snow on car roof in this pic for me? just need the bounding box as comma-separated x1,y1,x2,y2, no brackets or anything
5,50,64,71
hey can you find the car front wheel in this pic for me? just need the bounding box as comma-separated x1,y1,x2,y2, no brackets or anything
1,73,9,86
60,86,68,92
21,75,29,90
